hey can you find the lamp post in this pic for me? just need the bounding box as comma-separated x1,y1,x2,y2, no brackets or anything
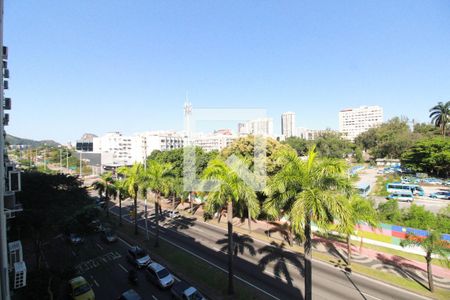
59,147,62,174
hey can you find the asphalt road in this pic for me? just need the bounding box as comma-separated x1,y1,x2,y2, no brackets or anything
110,200,433,300
59,232,173,300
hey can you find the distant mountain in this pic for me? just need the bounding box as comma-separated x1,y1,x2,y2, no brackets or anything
6,134,60,148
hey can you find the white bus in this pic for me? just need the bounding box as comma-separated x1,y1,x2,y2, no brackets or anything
386,183,424,196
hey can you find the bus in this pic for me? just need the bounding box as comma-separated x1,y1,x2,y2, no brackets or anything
357,183,371,197
386,183,424,196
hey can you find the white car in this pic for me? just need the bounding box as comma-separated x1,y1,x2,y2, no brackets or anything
430,192,450,200
146,262,174,289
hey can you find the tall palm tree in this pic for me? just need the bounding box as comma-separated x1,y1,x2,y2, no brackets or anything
401,231,449,292
202,158,260,295
429,101,450,136
142,160,173,247
337,194,378,268
264,146,350,300
92,172,117,218
114,179,129,226
118,163,144,235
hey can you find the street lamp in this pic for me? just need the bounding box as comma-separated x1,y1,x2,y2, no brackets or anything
58,146,62,174
79,151,82,177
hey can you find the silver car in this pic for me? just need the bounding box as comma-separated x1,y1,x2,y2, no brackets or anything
127,246,151,268
146,262,174,289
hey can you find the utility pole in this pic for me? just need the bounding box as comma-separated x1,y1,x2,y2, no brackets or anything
59,148,62,173
0,0,11,297
79,151,82,177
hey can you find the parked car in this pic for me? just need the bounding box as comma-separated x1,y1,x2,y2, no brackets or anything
68,233,84,245
118,289,142,300
146,262,174,289
429,191,450,200
101,229,118,243
386,192,414,202
127,246,151,268
95,198,106,208
69,276,95,300
171,280,206,300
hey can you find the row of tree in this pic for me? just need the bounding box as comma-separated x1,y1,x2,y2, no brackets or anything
378,200,449,233
105,137,448,297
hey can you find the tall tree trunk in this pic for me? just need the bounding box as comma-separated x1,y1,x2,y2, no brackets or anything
134,194,138,235
119,196,122,226
247,208,252,233
190,192,193,214
304,214,312,300
227,200,234,295
359,236,364,254
172,193,176,213
155,194,160,248
106,194,110,219
346,234,352,267
426,254,434,292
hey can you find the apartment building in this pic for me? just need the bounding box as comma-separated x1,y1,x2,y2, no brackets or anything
238,118,273,136
281,112,296,137
193,129,237,152
339,106,383,141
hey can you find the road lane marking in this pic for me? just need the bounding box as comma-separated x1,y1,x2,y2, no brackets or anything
71,250,76,257
154,230,280,299
152,296,158,300
118,263,128,273
90,275,100,287
173,275,180,282
96,243,104,250
112,210,280,300
118,236,133,248
93,279,99,287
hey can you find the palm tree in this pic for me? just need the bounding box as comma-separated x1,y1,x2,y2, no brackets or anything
337,195,378,268
429,101,450,136
92,172,117,218
142,160,173,247
401,230,449,292
202,158,260,295
264,146,350,300
114,179,129,226
118,163,144,235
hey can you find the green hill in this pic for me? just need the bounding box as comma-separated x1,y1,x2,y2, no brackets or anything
6,134,60,148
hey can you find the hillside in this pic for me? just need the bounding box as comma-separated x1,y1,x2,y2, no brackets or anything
6,134,60,148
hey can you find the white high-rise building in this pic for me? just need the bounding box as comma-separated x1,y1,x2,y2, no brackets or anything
281,112,296,137
238,118,273,136
339,105,383,141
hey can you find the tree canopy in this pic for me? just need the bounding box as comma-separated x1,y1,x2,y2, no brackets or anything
148,146,217,178
401,137,450,178
221,135,292,175
355,117,415,159
282,132,353,159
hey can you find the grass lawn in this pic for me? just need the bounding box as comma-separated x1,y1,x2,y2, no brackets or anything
371,173,401,196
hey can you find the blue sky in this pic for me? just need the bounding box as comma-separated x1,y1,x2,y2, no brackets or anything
5,0,450,143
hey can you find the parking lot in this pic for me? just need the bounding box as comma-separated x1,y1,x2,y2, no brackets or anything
357,167,449,213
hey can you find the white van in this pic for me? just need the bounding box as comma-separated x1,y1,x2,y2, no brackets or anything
387,191,414,203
